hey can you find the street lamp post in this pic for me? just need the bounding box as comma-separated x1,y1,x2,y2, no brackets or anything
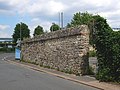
20,22,22,61
20,22,22,43
52,23,54,32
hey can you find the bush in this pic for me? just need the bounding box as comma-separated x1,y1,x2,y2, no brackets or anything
89,50,96,57
92,15,120,82
96,68,114,82
0,47,15,53
87,66,95,75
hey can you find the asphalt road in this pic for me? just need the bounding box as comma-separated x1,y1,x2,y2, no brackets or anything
0,53,99,90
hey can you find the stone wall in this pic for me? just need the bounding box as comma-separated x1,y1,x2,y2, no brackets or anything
21,25,89,75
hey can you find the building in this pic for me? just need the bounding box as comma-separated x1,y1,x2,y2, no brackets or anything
112,28,120,31
0,38,15,48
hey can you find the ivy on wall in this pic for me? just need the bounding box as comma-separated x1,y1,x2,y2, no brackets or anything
92,15,120,82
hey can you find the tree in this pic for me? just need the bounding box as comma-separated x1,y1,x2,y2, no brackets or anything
33,25,44,36
50,23,60,32
66,23,71,28
12,22,30,43
69,12,93,27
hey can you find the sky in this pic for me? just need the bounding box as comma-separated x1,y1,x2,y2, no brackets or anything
0,0,120,38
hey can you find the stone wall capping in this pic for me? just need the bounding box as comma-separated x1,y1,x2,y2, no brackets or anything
22,25,89,43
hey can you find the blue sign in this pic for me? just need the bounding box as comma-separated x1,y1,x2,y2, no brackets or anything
15,48,20,60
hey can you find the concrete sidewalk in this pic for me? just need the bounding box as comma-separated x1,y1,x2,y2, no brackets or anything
6,60,120,90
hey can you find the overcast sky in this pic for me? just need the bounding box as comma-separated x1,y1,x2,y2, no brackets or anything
0,0,120,38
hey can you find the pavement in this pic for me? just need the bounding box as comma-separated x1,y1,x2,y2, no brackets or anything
5,59,120,90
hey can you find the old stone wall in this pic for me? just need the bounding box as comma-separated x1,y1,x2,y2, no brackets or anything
21,25,89,75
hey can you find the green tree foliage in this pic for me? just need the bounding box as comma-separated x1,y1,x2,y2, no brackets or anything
12,22,30,43
66,23,71,28
50,23,60,32
69,12,120,82
91,15,120,82
33,25,44,36
68,12,93,27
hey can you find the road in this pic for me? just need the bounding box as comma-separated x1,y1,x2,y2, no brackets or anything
0,53,99,90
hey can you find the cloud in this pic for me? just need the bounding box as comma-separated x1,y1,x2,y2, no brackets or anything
20,0,67,16
0,24,11,37
0,0,29,15
0,31,10,38
0,24,10,30
8,0,120,29
0,1,13,10
0,0,15,15
0,0,120,14
1,0,120,19
0,24,10,37
29,18,52,37
0,0,120,38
